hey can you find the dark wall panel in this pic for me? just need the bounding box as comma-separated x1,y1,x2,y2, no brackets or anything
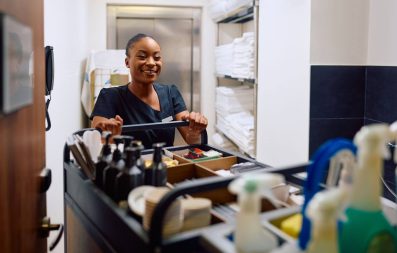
309,118,363,156
309,66,366,155
310,66,366,118
365,66,397,123
310,65,397,200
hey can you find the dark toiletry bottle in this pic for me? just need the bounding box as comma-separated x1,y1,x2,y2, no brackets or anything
103,136,125,199
149,143,167,186
94,131,112,189
122,135,134,159
131,140,145,180
114,146,144,203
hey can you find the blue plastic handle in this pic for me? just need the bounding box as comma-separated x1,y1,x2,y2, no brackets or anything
298,138,357,250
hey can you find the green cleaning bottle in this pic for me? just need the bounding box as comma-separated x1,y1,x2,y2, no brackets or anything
339,124,397,253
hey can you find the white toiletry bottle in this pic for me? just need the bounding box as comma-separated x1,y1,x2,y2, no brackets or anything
340,124,397,253
306,188,347,253
229,174,284,253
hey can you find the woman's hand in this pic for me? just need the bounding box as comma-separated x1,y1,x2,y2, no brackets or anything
92,115,124,136
182,111,208,134
177,111,208,144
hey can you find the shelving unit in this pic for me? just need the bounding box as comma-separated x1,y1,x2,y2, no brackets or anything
213,0,259,158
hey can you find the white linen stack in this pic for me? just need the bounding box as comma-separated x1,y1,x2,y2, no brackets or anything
214,32,255,79
208,0,253,21
215,44,234,76
212,133,238,152
208,0,228,21
215,86,255,156
225,111,255,155
232,32,255,79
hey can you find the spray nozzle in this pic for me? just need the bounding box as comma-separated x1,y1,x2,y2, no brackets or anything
100,131,112,157
229,173,285,208
354,124,392,160
306,188,348,223
244,180,258,193
327,149,356,187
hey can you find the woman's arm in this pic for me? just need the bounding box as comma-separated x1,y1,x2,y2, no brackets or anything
176,111,208,144
91,115,124,135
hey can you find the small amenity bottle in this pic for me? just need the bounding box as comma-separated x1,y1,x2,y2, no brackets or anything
94,131,112,189
114,146,143,204
149,143,167,186
103,136,125,199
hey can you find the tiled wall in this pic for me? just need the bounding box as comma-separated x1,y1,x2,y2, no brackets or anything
309,66,365,155
310,65,397,199
365,66,397,124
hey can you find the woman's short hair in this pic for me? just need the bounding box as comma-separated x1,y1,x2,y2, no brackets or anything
125,33,155,56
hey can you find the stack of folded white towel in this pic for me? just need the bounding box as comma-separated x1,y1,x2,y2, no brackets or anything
232,32,255,79
216,85,253,114
212,133,238,152
215,44,234,76
214,32,255,79
224,111,255,156
208,0,253,21
215,86,255,156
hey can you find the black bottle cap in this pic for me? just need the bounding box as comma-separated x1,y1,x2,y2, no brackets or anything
124,146,135,168
122,135,134,149
152,142,166,163
112,136,124,162
101,131,112,156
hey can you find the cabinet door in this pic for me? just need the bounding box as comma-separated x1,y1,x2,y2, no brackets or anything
0,0,47,252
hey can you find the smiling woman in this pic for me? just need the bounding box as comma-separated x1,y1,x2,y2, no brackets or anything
90,33,207,148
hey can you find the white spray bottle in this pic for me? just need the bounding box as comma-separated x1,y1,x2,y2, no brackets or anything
228,173,285,253
306,188,347,253
339,124,397,253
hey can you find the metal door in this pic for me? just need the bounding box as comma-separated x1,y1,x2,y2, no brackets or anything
107,6,201,112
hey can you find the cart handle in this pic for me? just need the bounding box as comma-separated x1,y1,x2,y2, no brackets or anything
148,175,237,251
148,162,311,251
64,121,208,163
121,120,208,144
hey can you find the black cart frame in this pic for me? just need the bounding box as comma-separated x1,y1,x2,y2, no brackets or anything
63,122,308,253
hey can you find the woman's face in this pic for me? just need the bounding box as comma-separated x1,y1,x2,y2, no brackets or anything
125,37,162,85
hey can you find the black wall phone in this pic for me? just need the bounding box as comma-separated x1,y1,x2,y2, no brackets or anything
45,46,54,131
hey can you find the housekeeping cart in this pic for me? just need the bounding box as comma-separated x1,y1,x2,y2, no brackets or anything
63,121,310,253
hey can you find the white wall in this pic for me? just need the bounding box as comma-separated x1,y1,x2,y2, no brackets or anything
311,0,370,65
367,0,397,65
256,0,311,166
45,1,215,252
44,0,89,252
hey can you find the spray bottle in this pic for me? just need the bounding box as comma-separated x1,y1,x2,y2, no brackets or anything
298,138,356,250
339,124,397,253
306,188,347,253
228,173,284,253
